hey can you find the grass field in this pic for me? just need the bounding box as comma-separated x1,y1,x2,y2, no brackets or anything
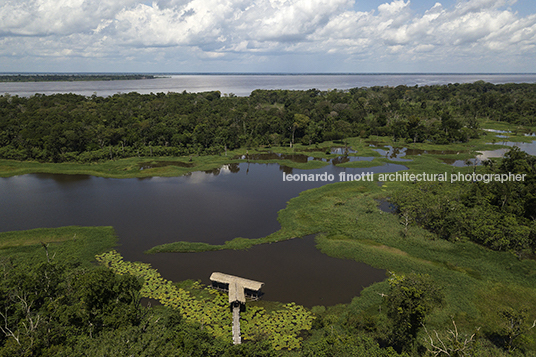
0,226,117,265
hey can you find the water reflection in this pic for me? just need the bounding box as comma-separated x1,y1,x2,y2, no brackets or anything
139,160,193,170
330,156,374,165
489,140,536,156
33,173,92,183
233,151,376,168
0,161,406,306
406,148,461,156
366,139,536,167
330,147,358,155
367,140,387,147
440,140,536,166
441,158,481,167
372,146,413,162
234,152,309,163
483,129,512,134
368,141,461,159
375,199,397,213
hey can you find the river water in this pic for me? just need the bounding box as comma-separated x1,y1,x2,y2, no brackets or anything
0,160,407,306
2,73,536,97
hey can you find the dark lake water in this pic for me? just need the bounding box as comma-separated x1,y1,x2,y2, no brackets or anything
2,73,536,97
0,160,407,306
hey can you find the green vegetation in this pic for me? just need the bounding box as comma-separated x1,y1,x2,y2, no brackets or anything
1,82,535,164
146,143,536,355
2,82,536,355
0,227,285,356
97,250,314,351
0,226,116,263
392,146,536,253
0,74,156,82
386,273,444,353
0,149,331,178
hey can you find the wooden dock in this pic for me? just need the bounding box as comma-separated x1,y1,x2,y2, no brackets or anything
209,272,264,345
232,303,241,345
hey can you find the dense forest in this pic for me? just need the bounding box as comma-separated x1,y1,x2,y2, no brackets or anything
393,146,536,255
1,81,536,163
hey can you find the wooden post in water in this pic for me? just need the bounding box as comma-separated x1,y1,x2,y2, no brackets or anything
209,272,264,345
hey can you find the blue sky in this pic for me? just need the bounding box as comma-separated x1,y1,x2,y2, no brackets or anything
1,0,535,73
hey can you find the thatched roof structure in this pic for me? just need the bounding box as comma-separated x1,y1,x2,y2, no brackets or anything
210,272,264,304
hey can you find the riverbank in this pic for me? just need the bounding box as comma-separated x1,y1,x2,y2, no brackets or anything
1,127,534,179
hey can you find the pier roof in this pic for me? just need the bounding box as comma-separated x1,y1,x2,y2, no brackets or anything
210,272,264,304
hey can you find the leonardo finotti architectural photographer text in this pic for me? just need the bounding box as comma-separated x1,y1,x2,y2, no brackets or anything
282,171,527,184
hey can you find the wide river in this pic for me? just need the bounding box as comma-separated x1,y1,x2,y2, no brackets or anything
1,159,407,306
2,73,536,97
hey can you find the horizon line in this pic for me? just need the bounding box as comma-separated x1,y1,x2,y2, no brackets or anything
2,72,536,76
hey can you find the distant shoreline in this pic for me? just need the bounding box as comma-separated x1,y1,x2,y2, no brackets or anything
0,74,158,83
2,72,536,77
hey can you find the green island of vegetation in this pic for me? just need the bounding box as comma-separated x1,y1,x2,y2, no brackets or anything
1,82,536,356
0,74,157,82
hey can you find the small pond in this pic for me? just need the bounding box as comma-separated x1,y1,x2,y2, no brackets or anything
371,146,413,162
366,139,536,166
487,140,536,156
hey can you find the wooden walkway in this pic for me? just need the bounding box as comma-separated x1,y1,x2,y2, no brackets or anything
232,304,241,345
209,272,264,345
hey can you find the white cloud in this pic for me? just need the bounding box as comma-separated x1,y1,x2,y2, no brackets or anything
0,0,139,36
0,0,535,71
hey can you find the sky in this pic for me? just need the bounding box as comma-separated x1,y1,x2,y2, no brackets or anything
0,0,535,73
